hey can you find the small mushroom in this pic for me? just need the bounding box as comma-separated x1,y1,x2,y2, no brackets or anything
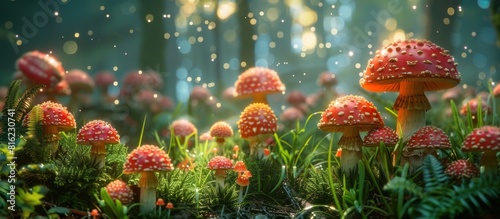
402,126,451,172
237,103,278,158
77,120,120,169
105,179,134,205
207,156,233,189
209,121,233,155
444,159,479,180
461,126,500,175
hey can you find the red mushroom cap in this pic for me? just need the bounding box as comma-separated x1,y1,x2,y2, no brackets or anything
462,126,500,152
360,39,461,92
317,71,338,88
286,90,307,106
94,71,116,90
236,171,252,187
209,121,233,140
494,83,500,98
317,95,384,132
170,119,197,138
77,120,120,146
444,159,479,179
207,156,233,170
280,107,305,124
16,51,65,88
105,179,134,204
233,161,247,172
66,69,95,93
123,145,174,174
237,103,278,141
166,202,174,209
38,101,76,131
459,98,492,116
404,126,451,156
234,67,285,98
199,132,213,141
363,126,399,147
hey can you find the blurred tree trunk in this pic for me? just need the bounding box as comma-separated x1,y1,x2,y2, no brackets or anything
139,1,166,81
492,0,500,46
424,0,460,50
214,0,223,95
237,0,255,70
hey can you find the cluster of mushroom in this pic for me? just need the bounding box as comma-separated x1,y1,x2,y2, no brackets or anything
207,157,252,202
317,39,472,175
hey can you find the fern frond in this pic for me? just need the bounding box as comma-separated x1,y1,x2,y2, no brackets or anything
422,155,449,190
14,84,43,122
1,80,22,115
383,176,425,198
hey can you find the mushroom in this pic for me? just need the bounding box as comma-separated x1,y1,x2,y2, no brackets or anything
77,120,120,169
402,126,451,172
16,50,65,89
461,126,500,175
170,119,197,144
26,101,76,154
235,170,252,203
459,98,492,127
280,107,305,129
363,126,399,171
359,39,461,141
66,69,95,112
105,179,134,205
233,160,248,177
286,90,309,114
233,67,285,104
207,156,233,189
237,103,278,158
94,70,116,104
317,71,339,107
444,159,479,181
123,144,174,213
209,121,233,155
317,95,384,175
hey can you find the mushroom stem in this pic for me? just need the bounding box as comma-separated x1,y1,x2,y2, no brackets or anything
480,151,498,175
90,141,107,169
139,172,158,213
252,93,268,104
216,138,225,155
238,186,246,203
395,81,429,141
43,126,60,155
338,128,363,175
214,170,226,190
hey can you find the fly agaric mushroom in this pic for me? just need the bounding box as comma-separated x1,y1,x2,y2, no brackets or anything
318,95,384,175
16,50,65,88
123,144,174,213
170,119,197,145
402,126,451,172
460,98,492,127
94,70,116,101
209,121,233,155
26,101,76,153
66,69,95,112
233,160,248,177
77,120,120,169
462,126,500,175
207,156,233,189
360,39,461,141
444,159,479,180
363,126,399,147
234,67,285,104
235,170,252,203
105,179,134,205
237,103,278,158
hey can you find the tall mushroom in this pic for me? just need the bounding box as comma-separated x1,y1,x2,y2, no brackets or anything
209,121,233,155
234,67,286,104
318,95,384,175
462,126,500,175
123,145,174,213
360,39,461,141
237,103,278,158
77,120,120,169
402,125,451,172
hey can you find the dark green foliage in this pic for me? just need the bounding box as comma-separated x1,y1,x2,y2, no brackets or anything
298,167,336,205
384,155,500,218
157,169,197,208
